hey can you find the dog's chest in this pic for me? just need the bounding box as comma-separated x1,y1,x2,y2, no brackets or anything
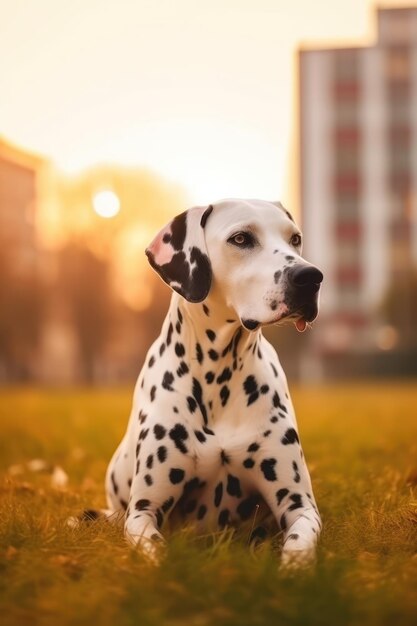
168,421,270,529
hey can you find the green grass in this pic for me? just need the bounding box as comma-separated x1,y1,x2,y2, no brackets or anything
0,383,416,626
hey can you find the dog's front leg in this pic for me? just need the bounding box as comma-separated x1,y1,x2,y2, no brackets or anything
125,437,195,563
254,457,321,567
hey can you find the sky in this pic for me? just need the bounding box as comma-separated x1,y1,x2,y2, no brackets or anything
0,0,414,206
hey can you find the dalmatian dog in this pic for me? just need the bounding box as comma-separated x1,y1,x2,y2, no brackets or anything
104,198,323,565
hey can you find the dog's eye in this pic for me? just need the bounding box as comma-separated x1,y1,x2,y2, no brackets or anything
228,232,255,248
290,233,302,247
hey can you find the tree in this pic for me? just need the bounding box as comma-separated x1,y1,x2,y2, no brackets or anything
58,244,114,383
380,270,417,350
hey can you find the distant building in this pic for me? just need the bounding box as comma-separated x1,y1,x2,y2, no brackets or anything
299,6,417,374
0,137,44,275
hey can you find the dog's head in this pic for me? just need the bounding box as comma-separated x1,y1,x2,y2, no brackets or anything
146,199,323,332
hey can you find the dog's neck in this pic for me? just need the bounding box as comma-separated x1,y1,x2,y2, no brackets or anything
169,292,259,363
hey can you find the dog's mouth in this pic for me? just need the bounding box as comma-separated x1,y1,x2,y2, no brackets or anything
271,306,318,333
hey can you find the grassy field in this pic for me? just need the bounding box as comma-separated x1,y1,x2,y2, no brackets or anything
0,383,416,626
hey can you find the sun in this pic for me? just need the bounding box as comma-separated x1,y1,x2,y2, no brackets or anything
92,190,120,218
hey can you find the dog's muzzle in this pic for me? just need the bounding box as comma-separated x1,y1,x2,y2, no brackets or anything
285,264,323,331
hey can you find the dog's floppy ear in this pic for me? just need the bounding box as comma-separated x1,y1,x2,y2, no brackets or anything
145,205,213,303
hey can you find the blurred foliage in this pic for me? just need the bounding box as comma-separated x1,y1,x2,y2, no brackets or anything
57,244,115,383
380,269,417,349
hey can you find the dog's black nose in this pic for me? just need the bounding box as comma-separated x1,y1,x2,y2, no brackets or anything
288,265,323,288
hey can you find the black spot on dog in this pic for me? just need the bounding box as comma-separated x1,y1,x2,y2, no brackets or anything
169,423,189,454
202,426,215,436
247,442,259,453
162,371,175,391
218,509,230,528
111,471,119,495
263,429,272,437
183,477,201,495
177,361,189,377
162,496,174,513
288,493,303,511
270,362,278,377
159,343,166,356
214,482,223,507
243,458,255,469
205,371,215,384
135,499,150,511
173,406,179,413
155,509,163,528
154,424,166,440
187,396,197,413
243,375,259,406
250,525,268,544
208,349,219,361
176,320,181,333
285,255,294,261
169,212,187,250
192,377,208,424
293,460,301,483
273,391,288,413
146,454,154,469
196,343,204,364
237,495,260,521
194,430,207,443
260,384,269,394
226,474,242,498
220,449,230,465
220,385,230,407
197,504,207,520
270,415,278,423
148,356,155,368
139,428,149,441
206,329,216,342
150,386,156,402
286,533,299,541
280,513,287,530
276,488,289,505
166,322,174,346
175,342,185,357
202,303,210,316
157,446,167,463
274,270,282,284
217,367,232,384
270,300,278,311
169,468,185,484
144,474,153,486
260,458,277,481
281,428,300,445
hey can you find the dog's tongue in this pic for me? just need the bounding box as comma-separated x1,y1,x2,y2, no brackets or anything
295,318,307,333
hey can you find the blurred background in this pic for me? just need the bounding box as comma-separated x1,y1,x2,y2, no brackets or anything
0,0,416,385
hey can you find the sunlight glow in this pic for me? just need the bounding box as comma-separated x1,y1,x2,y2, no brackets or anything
92,190,120,219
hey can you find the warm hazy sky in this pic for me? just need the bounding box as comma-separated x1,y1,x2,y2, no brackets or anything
0,0,413,204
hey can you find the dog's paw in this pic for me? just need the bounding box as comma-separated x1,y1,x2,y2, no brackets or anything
280,547,316,571
125,530,166,566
